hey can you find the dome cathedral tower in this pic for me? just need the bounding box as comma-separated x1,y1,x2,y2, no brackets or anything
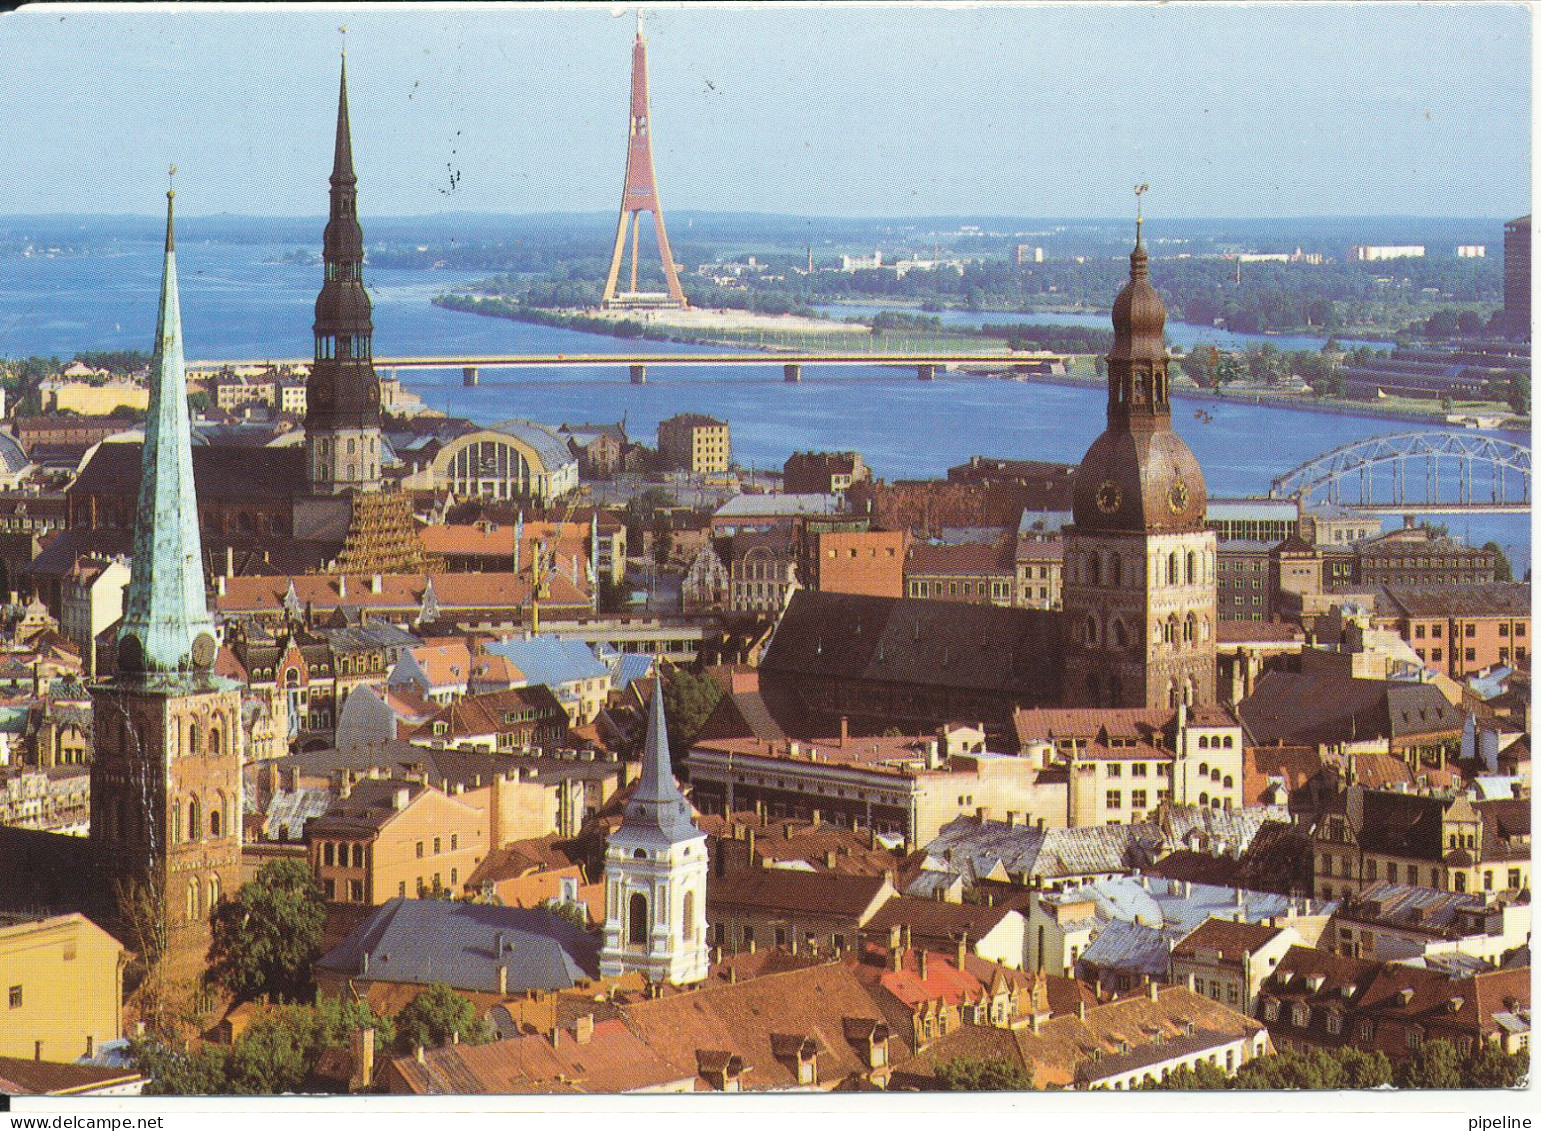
1062,196,1217,710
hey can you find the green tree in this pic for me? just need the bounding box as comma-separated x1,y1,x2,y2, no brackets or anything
663,669,725,757
539,896,590,929
1483,541,1514,582
933,1055,1034,1091
206,859,327,1003
394,984,495,1053
1463,1043,1528,1088
1398,1038,1463,1089
662,668,727,758
1507,374,1529,415
129,999,393,1096
1215,354,1243,389
1135,1060,1231,1090
223,1011,316,1094
1456,310,1486,335
1424,309,1461,338
129,1036,230,1096
1338,1047,1393,1089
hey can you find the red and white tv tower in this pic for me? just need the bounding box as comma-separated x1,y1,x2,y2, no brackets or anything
600,11,689,310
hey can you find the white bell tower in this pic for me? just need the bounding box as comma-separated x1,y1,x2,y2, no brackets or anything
599,680,709,985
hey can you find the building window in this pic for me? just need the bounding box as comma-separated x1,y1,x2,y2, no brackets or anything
450,834,459,851
1132,790,1147,809
628,892,649,945
433,837,442,855
1106,791,1122,809
416,841,424,859
1292,1003,1310,1028
7,985,20,1009
1107,763,1121,778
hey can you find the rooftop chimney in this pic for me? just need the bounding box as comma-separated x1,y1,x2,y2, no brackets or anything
349,1026,375,1090
1147,979,1160,1002
839,716,849,747
392,786,410,810
918,949,929,980
575,1014,594,1045
371,574,383,594
497,963,508,995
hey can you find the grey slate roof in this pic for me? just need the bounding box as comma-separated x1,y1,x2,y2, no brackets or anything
488,419,578,472
1078,918,1171,979
1239,670,1460,747
315,898,601,994
762,590,1062,702
261,787,335,842
916,809,1289,894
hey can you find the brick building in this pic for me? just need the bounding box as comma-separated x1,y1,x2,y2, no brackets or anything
1375,583,1530,677
905,539,1018,607
784,450,869,495
802,529,907,598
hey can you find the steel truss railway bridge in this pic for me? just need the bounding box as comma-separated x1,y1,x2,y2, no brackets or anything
1270,431,1531,515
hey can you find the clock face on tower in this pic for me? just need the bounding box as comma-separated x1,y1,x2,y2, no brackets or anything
1167,479,1190,514
1095,480,1123,515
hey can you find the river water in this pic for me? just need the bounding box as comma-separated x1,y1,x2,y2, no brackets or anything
0,237,1528,573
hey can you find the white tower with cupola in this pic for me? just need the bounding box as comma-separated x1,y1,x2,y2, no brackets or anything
599,680,709,985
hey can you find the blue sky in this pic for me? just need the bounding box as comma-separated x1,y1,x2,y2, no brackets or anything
0,2,1530,218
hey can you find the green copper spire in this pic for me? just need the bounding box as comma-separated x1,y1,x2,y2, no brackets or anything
117,179,217,676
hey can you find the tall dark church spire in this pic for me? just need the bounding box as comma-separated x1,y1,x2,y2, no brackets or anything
305,49,383,495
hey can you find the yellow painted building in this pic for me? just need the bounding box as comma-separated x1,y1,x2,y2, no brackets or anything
0,913,124,1063
40,379,149,417
308,781,488,904
658,414,731,474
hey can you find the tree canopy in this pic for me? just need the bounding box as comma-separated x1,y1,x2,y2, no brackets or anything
1137,1041,1523,1092
206,859,327,1003
662,669,724,760
394,984,495,1053
932,1054,1035,1092
131,998,394,1096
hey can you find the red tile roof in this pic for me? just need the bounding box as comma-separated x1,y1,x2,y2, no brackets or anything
214,571,590,616
384,1017,692,1094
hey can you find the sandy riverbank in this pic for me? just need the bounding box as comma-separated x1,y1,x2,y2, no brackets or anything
582,306,868,336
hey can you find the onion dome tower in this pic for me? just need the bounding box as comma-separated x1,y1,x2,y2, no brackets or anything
305,50,384,495
599,679,709,985
1063,191,1217,709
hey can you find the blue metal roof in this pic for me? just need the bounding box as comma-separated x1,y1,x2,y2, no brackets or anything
483,636,610,689
614,653,655,690
488,419,578,472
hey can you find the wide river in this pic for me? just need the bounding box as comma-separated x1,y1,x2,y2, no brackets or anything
0,237,1528,573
